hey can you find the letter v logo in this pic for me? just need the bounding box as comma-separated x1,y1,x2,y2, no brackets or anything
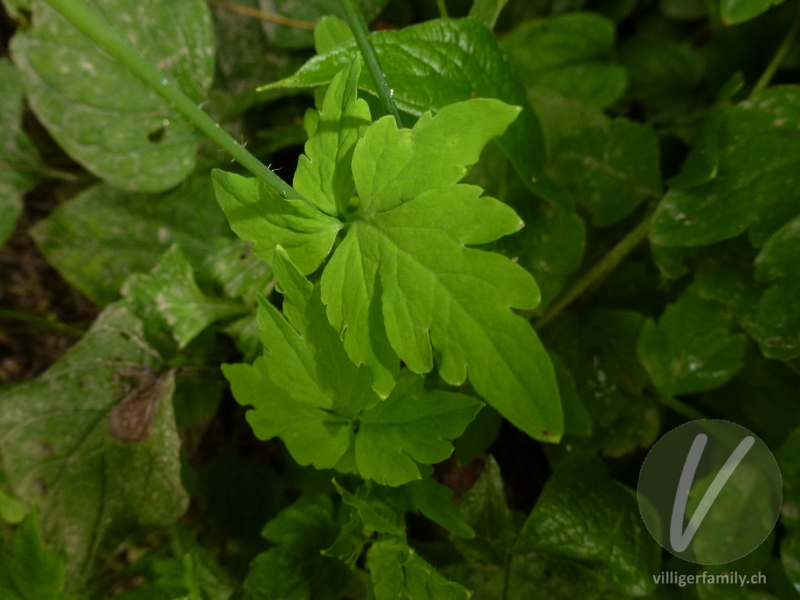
669,433,755,552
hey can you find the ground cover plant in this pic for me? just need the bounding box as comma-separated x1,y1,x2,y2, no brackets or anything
1,0,800,598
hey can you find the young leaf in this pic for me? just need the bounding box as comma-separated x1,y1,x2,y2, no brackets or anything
212,169,343,276
367,536,471,600
0,59,43,247
500,13,628,109
0,510,72,600
321,99,563,441
516,454,660,597
651,86,800,248
293,57,371,217
224,248,481,486
720,0,785,24
121,244,247,349
31,175,233,305
0,303,188,586
636,283,746,398
10,0,215,192
261,18,566,206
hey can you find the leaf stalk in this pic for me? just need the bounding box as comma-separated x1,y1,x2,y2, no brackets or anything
338,0,403,128
749,0,800,99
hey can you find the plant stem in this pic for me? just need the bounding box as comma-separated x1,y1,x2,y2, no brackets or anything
207,0,315,29
436,0,449,18
534,210,654,330
0,308,87,339
43,0,301,200
750,0,800,99
338,0,403,128
660,396,707,421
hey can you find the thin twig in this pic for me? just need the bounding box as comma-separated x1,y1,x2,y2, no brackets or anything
534,209,654,330
750,0,800,99
338,0,403,128
207,0,315,30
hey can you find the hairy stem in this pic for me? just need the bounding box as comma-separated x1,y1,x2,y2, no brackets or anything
0,308,87,339
207,0,315,29
338,0,403,128
750,0,800,99
534,210,654,329
43,0,302,200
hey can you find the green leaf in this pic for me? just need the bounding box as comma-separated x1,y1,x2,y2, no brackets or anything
651,86,800,247
31,175,233,305
225,249,480,486
0,303,188,586
542,310,660,457
367,536,471,600
212,169,343,276
781,525,800,590
454,406,502,466
720,0,785,24
0,490,28,525
753,213,800,360
261,18,565,206
10,0,215,192
196,237,273,305
516,454,660,597
121,245,247,349
332,481,406,536
0,59,43,247
0,510,72,600
452,456,517,566
636,283,746,398
500,13,628,109
243,494,350,600
320,99,563,441
776,428,800,530
468,0,509,29
294,57,371,217
530,90,661,227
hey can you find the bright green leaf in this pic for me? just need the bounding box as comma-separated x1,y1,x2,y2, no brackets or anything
212,169,343,275
122,245,248,349
500,13,628,108
225,248,480,486
0,304,188,586
261,18,565,206
31,175,233,305
320,99,563,441
314,16,353,55
293,57,371,217
516,454,660,597
10,0,215,191
0,59,43,247
636,283,746,398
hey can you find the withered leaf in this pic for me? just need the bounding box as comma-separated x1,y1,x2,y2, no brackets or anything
108,368,174,442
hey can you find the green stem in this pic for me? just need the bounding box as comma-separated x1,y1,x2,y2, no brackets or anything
42,0,301,199
534,210,654,330
750,0,800,99
660,396,707,421
0,308,87,339
436,0,449,18
338,0,403,128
